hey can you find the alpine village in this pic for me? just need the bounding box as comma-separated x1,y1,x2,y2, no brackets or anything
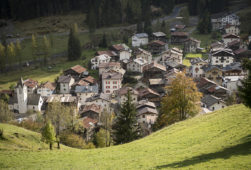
0,0,251,169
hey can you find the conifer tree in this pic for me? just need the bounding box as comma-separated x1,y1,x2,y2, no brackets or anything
112,91,141,145
137,21,144,33
87,2,96,33
16,39,22,68
43,35,50,66
0,43,6,71
68,27,81,61
6,43,15,66
239,59,251,108
31,34,38,61
42,121,56,150
99,33,108,48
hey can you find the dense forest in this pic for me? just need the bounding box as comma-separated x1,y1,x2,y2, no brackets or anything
0,0,230,20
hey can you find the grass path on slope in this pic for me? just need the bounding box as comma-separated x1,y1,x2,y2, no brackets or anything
0,105,251,169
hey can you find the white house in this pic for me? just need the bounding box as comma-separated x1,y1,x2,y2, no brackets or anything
135,48,152,64
127,58,148,73
225,25,240,35
91,54,111,69
222,34,240,45
37,81,56,97
210,48,234,67
110,44,132,61
8,78,43,114
159,47,183,65
190,58,208,78
58,75,75,94
132,33,149,47
201,95,227,111
222,76,244,94
102,71,123,94
22,79,38,94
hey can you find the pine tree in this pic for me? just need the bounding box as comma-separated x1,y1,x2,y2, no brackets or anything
0,43,6,71
42,121,56,150
197,10,212,34
137,21,144,33
87,2,96,33
112,91,141,145
125,3,134,24
239,59,251,108
31,34,38,61
68,28,81,61
16,39,22,69
43,35,50,66
6,43,15,67
99,33,107,48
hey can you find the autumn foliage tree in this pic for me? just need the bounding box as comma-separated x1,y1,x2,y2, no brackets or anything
154,72,202,130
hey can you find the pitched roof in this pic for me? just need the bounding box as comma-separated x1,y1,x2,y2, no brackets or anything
135,48,152,56
82,117,98,129
138,88,160,97
46,94,77,103
134,33,148,38
137,100,156,109
186,37,200,43
39,81,56,91
86,93,110,102
202,65,222,73
223,33,240,39
137,107,158,116
234,48,247,55
27,94,41,105
149,79,165,85
68,65,86,74
82,104,101,114
149,40,166,46
171,32,188,37
99,62,121,69
152,32,166,37
212,48,234,56
102,71,122,80
117,87,139,96
73,79,90,87
23,79,38,88
58,75,73,83
201,95,224,107
175,24,186,29
75,85,99,93
143,62,166,72
131,58,148,66
111,44,130,52
83,76,97,84
96,50,117,57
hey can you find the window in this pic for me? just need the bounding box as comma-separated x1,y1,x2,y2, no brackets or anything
143,115,145,118
212,107,215,111
106,86,110,89
113,86,117,89
106,81,110,84
113,81,117,84
106,90,110,93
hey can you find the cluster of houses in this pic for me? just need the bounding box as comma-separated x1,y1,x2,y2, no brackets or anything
2,13,251,138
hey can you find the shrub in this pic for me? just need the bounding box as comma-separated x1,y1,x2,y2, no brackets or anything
0,129,4,139
60,132,89,149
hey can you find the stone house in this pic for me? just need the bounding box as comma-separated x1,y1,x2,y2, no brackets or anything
115,87,138,105
91,54,111,69
75,85,99,105
37,81,56,97
190,58,208,78
134,48,152,64
171,32,189,44
80,104,101,120
159,47,183,65
147,40,168,54
201,95,227,111
143,62,167,79
127,58,148,73
64,65,87,80
132,33,149,47
138,87,161,106
58,75,75,94
85,93,111,112
110,44,132,62
136,100,158,125
184,38,201,53
222,76,244,94
152,32,167,42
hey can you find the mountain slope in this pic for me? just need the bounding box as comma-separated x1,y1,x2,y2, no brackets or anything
0,105,251,169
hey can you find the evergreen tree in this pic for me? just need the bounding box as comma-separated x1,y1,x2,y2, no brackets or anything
248,41,251,50
15,40,22,69
112,91,141,145
99,33,108,48
125,3,134,24
197,10,212,34
43,35,50,66
239,59,251,108
31,34,38,61
180,7,190,26
188,0,198,16
6,43,15,67
87,3,96,33
137,21,144,33
68,28,81,61
42,121,56,150
0,43,6,71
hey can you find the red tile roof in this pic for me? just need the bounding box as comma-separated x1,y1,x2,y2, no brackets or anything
70,65,87,74
23,79,38,88
82,117,98,129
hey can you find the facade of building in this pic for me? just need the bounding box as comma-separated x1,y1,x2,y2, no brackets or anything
110,44,132,61
127,58,148,73
37,81,56,97
184,38,201,53
91,54,111,69
210,48,234,67
58,75,75,94
190,58,208,78
135,48,152,64
132,33,149,47
201,95,227,111
223,34,240,45
102,71,123,94
147,40,168,54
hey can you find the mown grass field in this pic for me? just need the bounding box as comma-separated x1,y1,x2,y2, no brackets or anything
0,105,251,169
182,53,202,66
0,49,98,90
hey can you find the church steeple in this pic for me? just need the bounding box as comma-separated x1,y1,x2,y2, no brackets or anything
17,77,24,87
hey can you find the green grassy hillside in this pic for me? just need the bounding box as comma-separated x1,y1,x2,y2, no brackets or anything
0,105,251,169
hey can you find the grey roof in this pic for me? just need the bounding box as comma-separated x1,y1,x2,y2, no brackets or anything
190,58,206,65
134,33,148,38
222,62,242,72
202,65,221,72
137,107,158,116
75,85,99,94
86,93,110,102
201,95,223,107
102,71,122,80
58,75,72,83
153,32,166,37
27,94,41,105
8,95,18,105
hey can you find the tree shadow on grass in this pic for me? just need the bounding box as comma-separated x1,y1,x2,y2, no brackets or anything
156,135,251,169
